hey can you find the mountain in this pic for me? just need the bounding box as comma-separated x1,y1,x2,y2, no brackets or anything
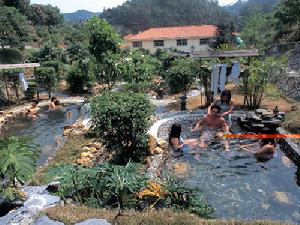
63,10,101,22
101,0,232,35
223,0,279,17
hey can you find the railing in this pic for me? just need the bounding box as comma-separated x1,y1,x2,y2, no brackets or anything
265,41,300,56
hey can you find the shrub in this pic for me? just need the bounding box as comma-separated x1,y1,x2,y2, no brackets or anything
0,48,23,64
66,60,95,93
123,81,151,93
0,136,40,187
24,82,37,100
36,66,57,98
90,91,153,163
166,58,195,94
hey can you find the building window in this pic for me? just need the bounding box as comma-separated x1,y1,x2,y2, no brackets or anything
200,38,210,45
177,39,187,46
153,40,164,47
132,41,142,48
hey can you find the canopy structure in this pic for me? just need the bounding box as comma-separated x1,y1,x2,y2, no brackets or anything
191,49,259,58
0,63,40,70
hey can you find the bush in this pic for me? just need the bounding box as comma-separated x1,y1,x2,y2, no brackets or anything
123,81,151,93
24,82,37,100
0,136,40,187
166,58,195,94
66,60,95,93
90,91,153,163
0,48,23,64
36,66,57,98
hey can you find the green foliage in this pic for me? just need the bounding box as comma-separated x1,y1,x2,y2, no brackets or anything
0,136,40,187
36,67,57,98
31,41,67,63
240,57,283,109
0,69,22,102
241,11,272,48
67,43,89,63
2,0,30,15
90,91,153,163
0,48,23,64
166,58,195,94
102,0,232,34
28,4,64,26
24,82,37,100
44,163,213,218
87,16,121,62
123,81,152,93
120,49,160,83
274,0,300,41
162,173,214,218
46,162,147,209
66,59,95,93
0,6,30,49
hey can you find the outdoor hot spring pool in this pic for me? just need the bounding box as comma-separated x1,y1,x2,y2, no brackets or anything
158,117,300,224
4,104,80,165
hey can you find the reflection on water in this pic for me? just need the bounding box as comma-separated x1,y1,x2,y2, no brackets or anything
161,119,300,224
5,105,79,165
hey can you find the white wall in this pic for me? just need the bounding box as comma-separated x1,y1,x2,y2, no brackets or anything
125,37,212,53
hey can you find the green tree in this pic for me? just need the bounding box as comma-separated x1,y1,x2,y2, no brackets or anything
166,58,195,94
28,4,64,26
90,91,153,164
2,0,30,14
87,16,121,62
274,0,300,41
0,6,30,49
241,11,269,47
36,67,57,99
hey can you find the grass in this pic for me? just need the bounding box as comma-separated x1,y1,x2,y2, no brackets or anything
42,204,292,225
32,134,95,185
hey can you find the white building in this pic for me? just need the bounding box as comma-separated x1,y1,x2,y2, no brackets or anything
124,25,218,54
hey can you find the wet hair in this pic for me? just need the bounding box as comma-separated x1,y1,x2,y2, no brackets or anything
211,104,221,113
169,123,182,144
51,97,57,102
31,100,39,105
220,90,231,103
54,99,61,106
260,138,276,147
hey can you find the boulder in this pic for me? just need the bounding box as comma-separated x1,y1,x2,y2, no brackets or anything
33,216,64,225
153,147,164,154
148,135,157,155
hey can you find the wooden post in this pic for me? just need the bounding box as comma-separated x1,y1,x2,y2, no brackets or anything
34,67,39,100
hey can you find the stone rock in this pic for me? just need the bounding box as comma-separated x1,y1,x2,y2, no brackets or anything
24,194,60,213
282,156,292,168
255,109,269,115
75,218,111,225
153,147,164,154
148,135,157,154
82,146,91,152
89,147,98,153
174,162,189,178
33,216,64,225
63,129,71,136
273,191,292,204
157,138,168,150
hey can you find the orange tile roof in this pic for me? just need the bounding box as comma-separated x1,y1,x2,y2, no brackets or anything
124,25,218,41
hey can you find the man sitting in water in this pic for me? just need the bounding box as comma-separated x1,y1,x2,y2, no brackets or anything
25,100,40,119
192,105,230,151
49,97,61,110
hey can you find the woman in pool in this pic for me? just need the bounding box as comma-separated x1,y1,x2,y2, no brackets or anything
208,89,234,127
239,138,277,161
25,100,40,119
49,97,61,110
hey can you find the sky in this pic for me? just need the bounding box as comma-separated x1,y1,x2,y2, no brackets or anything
30,0,238,13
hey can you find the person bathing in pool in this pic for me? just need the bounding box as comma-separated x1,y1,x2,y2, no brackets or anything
169,123,199,156
239,138,277,161
192,105,230,151
49,97,61,110
25,100,40,119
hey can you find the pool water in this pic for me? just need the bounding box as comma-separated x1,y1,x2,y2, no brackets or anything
4,104,80,165
159,118,300,224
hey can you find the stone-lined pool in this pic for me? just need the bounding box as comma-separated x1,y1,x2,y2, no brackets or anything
158,116,300,224
4,104,80,165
